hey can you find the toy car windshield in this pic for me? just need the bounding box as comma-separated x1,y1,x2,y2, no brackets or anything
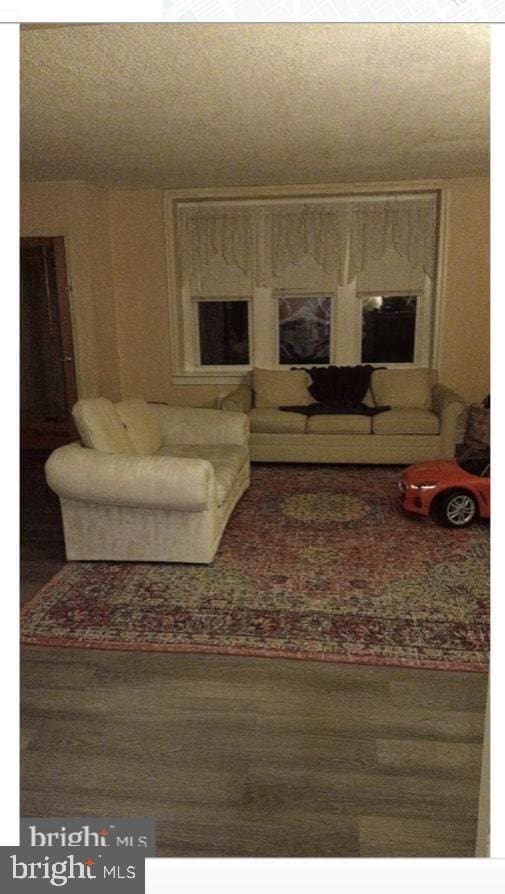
457,449,490,477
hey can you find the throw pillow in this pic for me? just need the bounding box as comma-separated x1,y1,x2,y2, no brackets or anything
116,398,163,456
371,368,432,409
72,397,133,454
253,368,313,408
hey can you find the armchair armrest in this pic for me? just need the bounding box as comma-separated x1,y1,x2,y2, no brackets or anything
45,443,214,512
148,405,249,446
219,385,253,413
431,384,466,440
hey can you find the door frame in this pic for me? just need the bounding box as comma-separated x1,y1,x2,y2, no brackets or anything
21,236,78,449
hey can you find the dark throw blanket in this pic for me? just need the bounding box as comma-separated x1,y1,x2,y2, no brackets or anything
280,364,391,417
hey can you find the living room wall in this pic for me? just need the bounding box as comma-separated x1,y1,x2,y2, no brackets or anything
20,177,490,408
437,178,490,403
109,177,490,407
107,187,228,407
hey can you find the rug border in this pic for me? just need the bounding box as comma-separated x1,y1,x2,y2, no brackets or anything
21,564,488,673
21,563,73,616
20,635,488,673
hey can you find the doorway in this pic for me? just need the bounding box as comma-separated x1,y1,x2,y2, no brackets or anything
21,236,78,449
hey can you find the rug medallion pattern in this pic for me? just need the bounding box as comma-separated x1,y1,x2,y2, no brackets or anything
22,465,489,670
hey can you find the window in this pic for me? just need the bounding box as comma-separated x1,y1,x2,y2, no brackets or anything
170,192,438,382
196,299,250,366
278,295,332,365
361,295,418,364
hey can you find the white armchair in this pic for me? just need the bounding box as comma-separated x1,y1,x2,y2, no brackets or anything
45,399,250,563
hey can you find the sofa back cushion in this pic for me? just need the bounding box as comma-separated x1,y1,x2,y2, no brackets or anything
363,388,375,407
72,398,133,454
116,398,163,456
253,367,313,408
371,368,432,409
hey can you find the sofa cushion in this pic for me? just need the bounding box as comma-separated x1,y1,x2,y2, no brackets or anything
116,398,163,456
307,414,372,434
371,368,432,409
372,408,440,435
72,398,133,454
249,408,307,434
363,387,375,407
157,443,247,506
253,367,312,408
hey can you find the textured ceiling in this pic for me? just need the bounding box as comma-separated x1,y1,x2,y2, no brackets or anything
20,23,490,188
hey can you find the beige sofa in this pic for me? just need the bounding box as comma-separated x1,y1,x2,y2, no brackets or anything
221,367,465,464
45,398,250,563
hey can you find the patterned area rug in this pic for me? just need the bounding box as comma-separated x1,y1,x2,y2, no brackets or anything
22,465,489,671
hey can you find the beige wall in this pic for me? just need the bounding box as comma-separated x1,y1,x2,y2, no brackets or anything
21,177,490,409
107,189,170,402
437,179,490,404
106,188,233,407
83,185,121,400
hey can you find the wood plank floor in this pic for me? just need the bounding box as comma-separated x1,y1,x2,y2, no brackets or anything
20,451,488,858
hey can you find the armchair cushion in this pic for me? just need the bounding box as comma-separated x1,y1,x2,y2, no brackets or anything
116,398,163,456
149,405,249,447
157,443,248,505
72,397,133,454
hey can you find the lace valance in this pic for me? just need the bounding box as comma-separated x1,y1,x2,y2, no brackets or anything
177,194,438,287
270,204,348,283
348,198,437,282
178,206,256,282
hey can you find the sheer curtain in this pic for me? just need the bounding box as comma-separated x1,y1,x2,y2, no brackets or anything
177,194,438,289
178,205,256,283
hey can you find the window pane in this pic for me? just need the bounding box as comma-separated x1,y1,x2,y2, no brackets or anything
278,296,331,365
198,300,249,365
361,295,417,364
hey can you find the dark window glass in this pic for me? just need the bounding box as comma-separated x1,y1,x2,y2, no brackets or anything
458,449,490,477
361,295,417,363
198,300,249,365
278,295,331,365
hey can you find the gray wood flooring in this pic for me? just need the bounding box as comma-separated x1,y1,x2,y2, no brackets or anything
21,452,488,858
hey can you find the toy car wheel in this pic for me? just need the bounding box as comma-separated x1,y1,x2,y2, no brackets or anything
438,490,478,528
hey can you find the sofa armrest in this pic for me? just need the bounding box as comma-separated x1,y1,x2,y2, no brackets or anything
431,384,466,439
220,385,253,414
45,443,214,512
148,405,249,446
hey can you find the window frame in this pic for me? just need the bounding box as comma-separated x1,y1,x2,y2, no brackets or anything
165,187,445,385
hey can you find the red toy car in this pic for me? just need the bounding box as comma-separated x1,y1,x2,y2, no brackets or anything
399,449,490,528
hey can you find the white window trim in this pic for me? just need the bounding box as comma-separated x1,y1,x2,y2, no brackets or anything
164,184,446,385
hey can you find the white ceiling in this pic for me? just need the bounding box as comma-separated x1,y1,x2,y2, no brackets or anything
20,23,490,189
